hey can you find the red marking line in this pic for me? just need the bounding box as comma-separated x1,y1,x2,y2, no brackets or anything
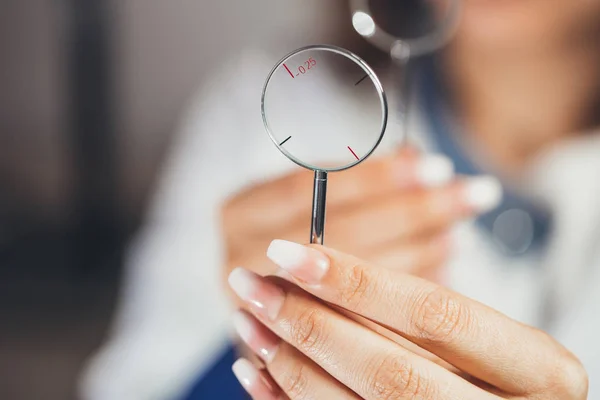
283,63,294,78
348,146,359,160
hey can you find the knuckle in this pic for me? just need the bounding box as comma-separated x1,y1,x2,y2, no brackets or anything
289,308,329,357
368,354,431,400
410,287,468,345
280,361,310,399
337,263,373,309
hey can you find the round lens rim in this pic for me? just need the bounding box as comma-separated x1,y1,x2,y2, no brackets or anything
349,0,462,59
261,44,388,172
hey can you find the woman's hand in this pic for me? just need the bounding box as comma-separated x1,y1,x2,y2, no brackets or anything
221,150,501,284
227,240,588,400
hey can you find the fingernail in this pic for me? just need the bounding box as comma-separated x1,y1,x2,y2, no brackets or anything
415,155,454,187
462,176,503,213
267,240,330,284
228,268,285,320
232,358,280,400
233,311,280,363
232,358,260,391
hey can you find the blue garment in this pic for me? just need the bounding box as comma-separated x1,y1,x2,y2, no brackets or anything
179,345,249,400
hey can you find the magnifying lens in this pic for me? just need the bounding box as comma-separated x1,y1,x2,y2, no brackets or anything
350,0,462,142
261,45,388,244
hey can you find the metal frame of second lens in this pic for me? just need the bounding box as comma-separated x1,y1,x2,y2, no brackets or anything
349,0,462,59
261,44,388,173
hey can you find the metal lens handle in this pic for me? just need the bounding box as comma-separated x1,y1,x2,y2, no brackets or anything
310,170,328,244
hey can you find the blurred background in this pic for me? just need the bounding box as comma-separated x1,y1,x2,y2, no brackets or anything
0,1,354,398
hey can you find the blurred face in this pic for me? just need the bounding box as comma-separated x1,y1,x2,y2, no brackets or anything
457,0,600,52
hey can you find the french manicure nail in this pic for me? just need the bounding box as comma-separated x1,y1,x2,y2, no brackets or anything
233,311,280,363
267,240,329,284
232,358,280,400
463,176,503,213
415,155,454,187
232,358,260,391
228,268,285,320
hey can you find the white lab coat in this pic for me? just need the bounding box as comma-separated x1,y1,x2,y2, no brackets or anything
80,49,600,400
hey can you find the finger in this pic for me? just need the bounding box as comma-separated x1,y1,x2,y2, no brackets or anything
329,151,455,200
266,240,581,396
233,311,361,400
222,152,455,235
228,229,450,284
229,269,499,400
326,176,501,249
228,174,500,257
273,270,462,374
226,233,449,317
232,358,282,400
327,304,464,375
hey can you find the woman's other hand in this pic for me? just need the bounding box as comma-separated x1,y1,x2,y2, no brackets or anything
221,149,501,286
